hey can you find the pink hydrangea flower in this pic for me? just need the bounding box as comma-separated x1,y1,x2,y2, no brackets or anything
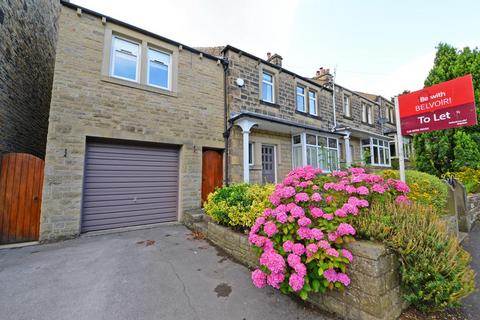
310,228,324,240
297,227,311,239
332,170,348,177
395,195,411,204
263,208,275,217
283,240,294,253
287,253,301,267
263,221,278,237
317,240,331,249
328,232,338,242
334,208,348,217
337,272,351,286
322,213,333,220
395,181,410,193
263,238,274,250
326,248,339,257
312,185,320,190
290,205,305,218
295,192,310,203
311,192,322,202
349,167,366,174
276,211,288,223
356,186,369,195
310,207,324,218
269,194,281,206
325,195,333,203
267,272,285,289
289,273,305,292
337,223,356,236
298,217,312,227
372,183,386,194
292,243,305,255
341,249,353,262
323,268,338,282
294,263,307,277
281,186,297,198
259,250,286,274
252,269,267,288
345,185,357,194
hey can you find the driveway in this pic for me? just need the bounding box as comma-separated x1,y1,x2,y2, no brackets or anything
0,224,333,320
460,223,480,319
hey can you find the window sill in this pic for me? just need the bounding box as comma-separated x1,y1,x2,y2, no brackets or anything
361,121,375,127
295,110,322,120
101,75,177,97
259,100,280,108
343,115,354,120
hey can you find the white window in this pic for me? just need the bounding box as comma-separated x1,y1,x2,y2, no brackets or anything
296,86,306,112
111,36,140,82
343,94,351,117
362,138,390,166
248,142,254,165
292,134,339,172
389,107,395,124
362,102,373,124
362,103,367,123
308,91,317,116
262,72,274,103
147,48,171,90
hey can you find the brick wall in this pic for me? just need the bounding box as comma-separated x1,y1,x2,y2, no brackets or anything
40,6,225,240
0,0,60,158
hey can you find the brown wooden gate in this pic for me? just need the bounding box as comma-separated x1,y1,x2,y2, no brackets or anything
0,153,44,244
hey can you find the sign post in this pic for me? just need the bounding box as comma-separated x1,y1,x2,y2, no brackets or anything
397,74,477,182
394,96,406,182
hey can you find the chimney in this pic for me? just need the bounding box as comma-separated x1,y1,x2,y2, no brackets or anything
267,52,283,67
314,67,330,78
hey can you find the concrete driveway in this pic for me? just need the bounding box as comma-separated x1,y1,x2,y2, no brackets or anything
0,224,334,320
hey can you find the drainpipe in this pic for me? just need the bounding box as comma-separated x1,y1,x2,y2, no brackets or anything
222,58,230,185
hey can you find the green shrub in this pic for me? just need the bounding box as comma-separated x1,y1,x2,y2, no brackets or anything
204,183,274,229
380,170,448,214
352,201,475,312
444,167,480,194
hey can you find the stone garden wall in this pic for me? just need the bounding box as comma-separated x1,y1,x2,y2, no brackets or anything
186,213,407,320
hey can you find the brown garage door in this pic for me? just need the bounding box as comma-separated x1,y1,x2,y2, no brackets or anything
81,140,179,232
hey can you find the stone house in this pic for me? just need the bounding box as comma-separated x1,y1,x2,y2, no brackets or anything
0,0,60,158
37,1,412,240
40,2,226,240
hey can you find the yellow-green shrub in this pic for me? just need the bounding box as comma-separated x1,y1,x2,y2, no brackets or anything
204,183,274,229
381,169,448,214
444,167,480,194
352,201,475,312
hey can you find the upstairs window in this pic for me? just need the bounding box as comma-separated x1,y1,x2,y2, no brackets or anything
362,102,373,124
389,107,395,124
147,48,171,90
296,86,306,112
308,91,317,116
343,94,351,117
111,36,140,82
262,72,274,103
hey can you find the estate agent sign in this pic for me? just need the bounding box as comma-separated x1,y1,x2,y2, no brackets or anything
398,74,477,135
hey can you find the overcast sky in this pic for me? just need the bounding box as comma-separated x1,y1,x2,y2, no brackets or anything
73,0,479,99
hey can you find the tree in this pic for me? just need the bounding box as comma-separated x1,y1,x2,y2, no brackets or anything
413,43,480,176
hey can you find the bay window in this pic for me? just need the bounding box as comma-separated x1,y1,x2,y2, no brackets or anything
361,138,390,166
292,134,339,172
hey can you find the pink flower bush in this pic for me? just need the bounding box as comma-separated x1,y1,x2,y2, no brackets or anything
249,166,410,299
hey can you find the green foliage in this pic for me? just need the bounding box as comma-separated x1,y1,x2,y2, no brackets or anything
414,43,480,176
380,170,448,214
204,183,274,229
444,167,480,194
352,201,475,312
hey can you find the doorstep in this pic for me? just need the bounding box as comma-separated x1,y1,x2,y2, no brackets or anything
0,241,39,250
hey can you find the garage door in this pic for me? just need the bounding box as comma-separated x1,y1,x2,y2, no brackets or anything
81,140,179,232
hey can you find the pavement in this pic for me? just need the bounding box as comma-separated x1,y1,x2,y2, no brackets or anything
460,223,480,319
0,224,334,320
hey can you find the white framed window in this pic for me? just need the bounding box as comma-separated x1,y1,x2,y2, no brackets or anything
362,103,367,123
389,107,395,124
248,142,254,165
292,133,339,172
343,94,351,117
147,47,171,90
362,138,390,166
111,36,140,82
362,102,373,124
262,72,274,103
296,86,306,112
308,91,317,116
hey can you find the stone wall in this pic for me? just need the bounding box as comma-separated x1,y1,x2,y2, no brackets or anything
201,218,407,320
40,6,225,240
466,193,480,230
0,0,60,158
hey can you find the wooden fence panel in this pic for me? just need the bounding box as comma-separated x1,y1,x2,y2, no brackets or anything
0,153,44,244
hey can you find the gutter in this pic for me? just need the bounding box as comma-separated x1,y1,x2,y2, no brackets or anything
60,0,221,62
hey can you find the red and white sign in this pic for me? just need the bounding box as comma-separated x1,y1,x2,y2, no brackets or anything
398,74,477,135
